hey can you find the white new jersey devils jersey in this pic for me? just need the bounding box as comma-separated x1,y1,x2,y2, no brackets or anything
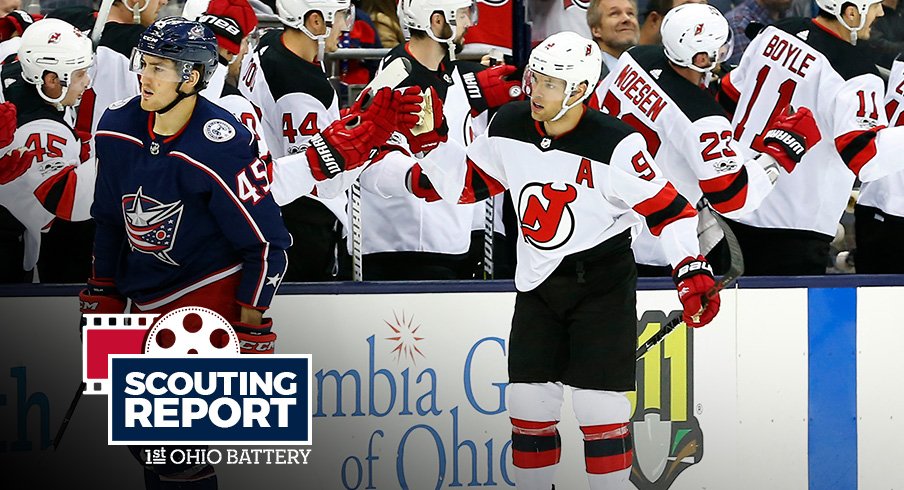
357,46,491,256
238,29,347,224
858,58,904,218
76,23,143,136
591,46,775,265
0,82,95,271
721,19,904,237
421,102,701,291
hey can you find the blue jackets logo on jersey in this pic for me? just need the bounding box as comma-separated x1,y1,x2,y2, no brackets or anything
122,186,184,266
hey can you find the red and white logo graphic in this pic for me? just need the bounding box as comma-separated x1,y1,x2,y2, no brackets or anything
694,23,704,35
122,187,184,266
82,308,240,395
519,182,578,250
47,32,61,44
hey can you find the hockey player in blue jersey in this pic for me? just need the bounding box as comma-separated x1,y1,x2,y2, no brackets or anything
83,19,284,489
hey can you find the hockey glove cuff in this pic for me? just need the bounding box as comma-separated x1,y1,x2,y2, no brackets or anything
0,101,16,148
306,116,377,181
472,64,522,112
231,319,276,354
762,106,820,173
79,280,127,336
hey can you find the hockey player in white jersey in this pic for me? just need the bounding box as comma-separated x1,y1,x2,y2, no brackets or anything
239,0,356,280
715,0,904,274
355,0,524,280
0,18,95,281
195,0,270,155
854,55,904,273
590,3,820,275
415,32,720,489
77,0,169,135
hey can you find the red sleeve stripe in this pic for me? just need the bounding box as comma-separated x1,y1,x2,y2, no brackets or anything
836,127,884,176
458,158,506,204
632,183,697,236
172,151,269,305
699,166,749,214
33,166,77,220
885,100,899,122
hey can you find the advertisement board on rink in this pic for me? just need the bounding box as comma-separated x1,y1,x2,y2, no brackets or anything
1,279,903,489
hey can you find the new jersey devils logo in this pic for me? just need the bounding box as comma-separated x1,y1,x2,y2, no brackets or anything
519,183,577,250
122,187,184,266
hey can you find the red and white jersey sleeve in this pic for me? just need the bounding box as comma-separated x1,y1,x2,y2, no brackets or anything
0,118,94,270
857,58,904,218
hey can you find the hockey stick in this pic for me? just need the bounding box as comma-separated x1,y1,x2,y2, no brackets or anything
483,199,494,279
635,212,744,360
90,0,116,48
348,57,413,281
51,381,85,450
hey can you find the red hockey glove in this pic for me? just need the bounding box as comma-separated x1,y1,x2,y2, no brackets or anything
406,163,441,202
401,86,448,155
0,101,15,148
306,114,378,181
0,148,36,185
350,86,423,144
672,255,721,328
76,130,92,163
761,106,821,173
79,280,127,336
231,319,276,354
0,10,39,41
473,64,522,111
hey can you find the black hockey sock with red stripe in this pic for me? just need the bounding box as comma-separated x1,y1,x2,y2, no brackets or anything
581,422,633,475
511,418,561,469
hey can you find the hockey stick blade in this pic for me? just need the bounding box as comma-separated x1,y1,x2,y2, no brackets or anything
52,381,86,450
635,213,744,360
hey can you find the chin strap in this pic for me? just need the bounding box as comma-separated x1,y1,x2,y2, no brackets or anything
156,82,201,114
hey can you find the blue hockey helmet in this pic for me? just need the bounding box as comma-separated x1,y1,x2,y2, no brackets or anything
131,16,219,88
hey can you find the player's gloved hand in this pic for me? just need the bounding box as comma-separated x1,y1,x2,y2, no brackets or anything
231,319,276,354
672,255,720,328
401,87,448,155
0,101,16,148
761,106,820,173
0,148,36,185
474,64,523,111
351,86,423,144
78,279,127,335
76,130,92,163
0,10,39,41
406,163,441,202
305,115,378,181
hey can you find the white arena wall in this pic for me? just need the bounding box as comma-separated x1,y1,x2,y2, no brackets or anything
1,276,902,489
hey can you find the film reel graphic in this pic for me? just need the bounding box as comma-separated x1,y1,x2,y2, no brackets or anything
144,307,240,356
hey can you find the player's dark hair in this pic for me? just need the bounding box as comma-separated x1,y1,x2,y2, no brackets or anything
816,2,858,19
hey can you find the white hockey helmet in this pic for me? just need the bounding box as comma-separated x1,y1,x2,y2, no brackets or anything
815,0,883,43
18,18,94,107
661,3,732,73
276,0,353,40
524,31,601,121
397,0,477,44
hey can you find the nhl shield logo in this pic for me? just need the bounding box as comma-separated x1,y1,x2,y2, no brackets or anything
122,187,184,266
630,310,703,489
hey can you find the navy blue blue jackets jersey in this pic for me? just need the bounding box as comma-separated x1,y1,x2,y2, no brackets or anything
92,96,290,310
